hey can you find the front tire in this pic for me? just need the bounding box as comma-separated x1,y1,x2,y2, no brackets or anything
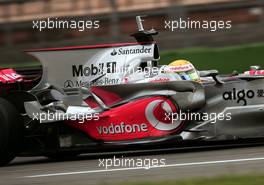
0,98,23,166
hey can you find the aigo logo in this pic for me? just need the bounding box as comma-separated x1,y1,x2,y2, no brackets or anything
223,88,255,106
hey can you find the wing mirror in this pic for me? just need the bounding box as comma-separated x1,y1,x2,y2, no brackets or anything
199,70,224,84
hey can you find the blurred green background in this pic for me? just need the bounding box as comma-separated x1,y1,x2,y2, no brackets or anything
160,42,264,74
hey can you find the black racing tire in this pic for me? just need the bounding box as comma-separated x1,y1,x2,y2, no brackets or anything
0,98,23,166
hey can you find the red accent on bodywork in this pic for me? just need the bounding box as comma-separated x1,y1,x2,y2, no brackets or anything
153,101,173,124
25,42,154,52
0,68,23,83
65,96,185,141
84,96,100,109
0,68,41,93
249,70,264,76
0,68,24,93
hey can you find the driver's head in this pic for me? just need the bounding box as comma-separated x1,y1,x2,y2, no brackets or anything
164,59,200,82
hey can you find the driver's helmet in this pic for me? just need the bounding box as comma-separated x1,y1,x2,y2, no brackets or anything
164,60,200,82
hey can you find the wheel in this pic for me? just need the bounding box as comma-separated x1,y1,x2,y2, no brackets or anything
0,98,23,166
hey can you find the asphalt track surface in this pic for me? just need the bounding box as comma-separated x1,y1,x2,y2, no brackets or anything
1,145,264,185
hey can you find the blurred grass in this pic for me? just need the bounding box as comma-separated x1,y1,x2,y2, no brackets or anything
160,42,264,74
1,61,40,68
122,174,264,185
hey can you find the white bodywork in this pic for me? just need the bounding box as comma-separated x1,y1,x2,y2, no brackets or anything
28,43,163,89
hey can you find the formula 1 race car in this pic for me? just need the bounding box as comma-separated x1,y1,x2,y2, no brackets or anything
0,16,264,166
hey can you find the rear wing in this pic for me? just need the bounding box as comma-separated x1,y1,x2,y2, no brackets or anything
26,16,160,90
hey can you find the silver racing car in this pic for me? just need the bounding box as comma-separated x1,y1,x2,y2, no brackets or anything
0,16,264,166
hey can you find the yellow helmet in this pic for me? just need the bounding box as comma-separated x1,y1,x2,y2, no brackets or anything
169,59,190,66
165,59,200,82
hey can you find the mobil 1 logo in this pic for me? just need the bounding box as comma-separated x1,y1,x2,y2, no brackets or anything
72,62,117,77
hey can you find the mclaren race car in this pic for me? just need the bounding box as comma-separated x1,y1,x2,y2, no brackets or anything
0,16,264,166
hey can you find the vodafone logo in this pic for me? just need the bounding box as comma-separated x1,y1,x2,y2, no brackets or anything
145,100,182,131
96,122,148,135
164,64,194,73
149,78,170,83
